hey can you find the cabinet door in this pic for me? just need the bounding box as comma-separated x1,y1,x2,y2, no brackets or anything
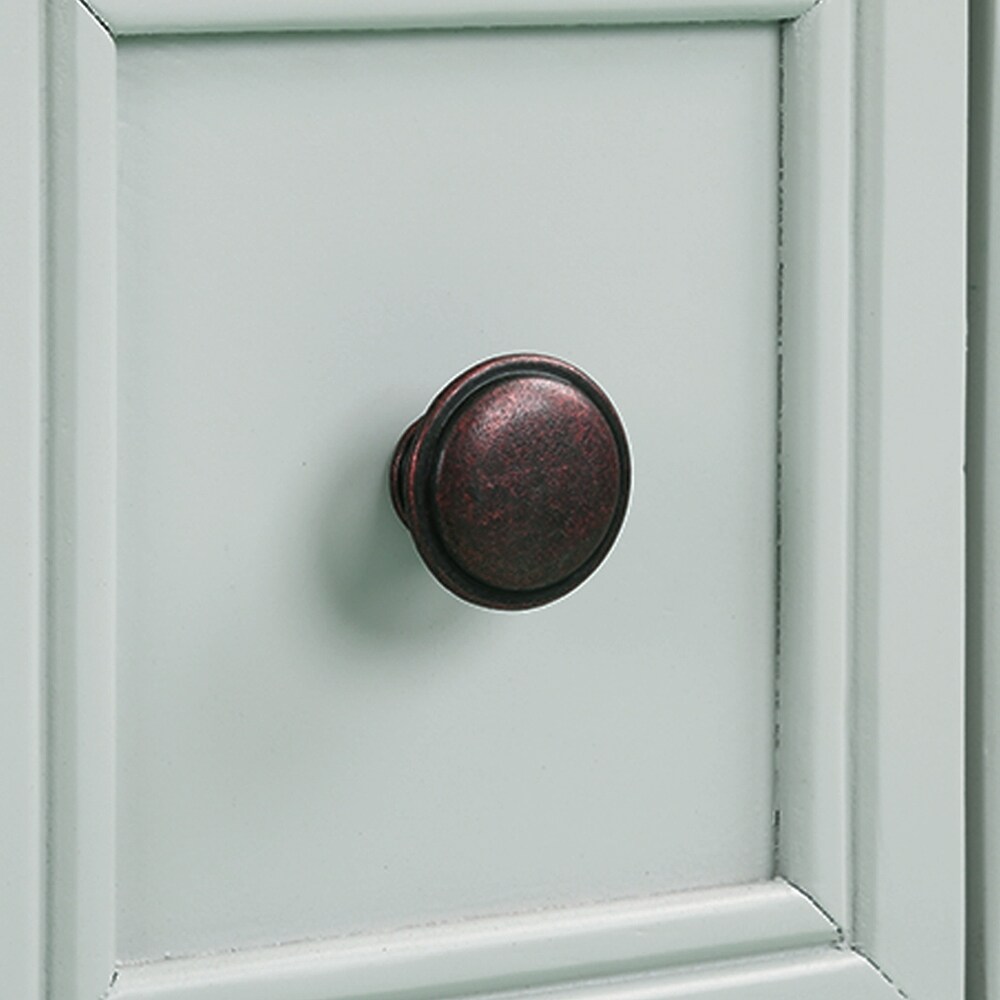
1,1,965,999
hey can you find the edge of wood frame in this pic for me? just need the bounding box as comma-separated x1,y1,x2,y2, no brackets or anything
110,948,900,1000
84,0,816,37
45,4,119,999
108,882,837,1000
0,0,46,997
849,0,966,996
779,1,966,997
966,0,995,997
776,0,855,933
497,949,901,1000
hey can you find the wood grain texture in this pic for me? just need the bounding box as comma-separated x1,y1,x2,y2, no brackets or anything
851,0,966,997
776,0,854,933
0,0,45,997
89,0,814,36
968,1,999,998
45,4,119,999
109,882,835,1000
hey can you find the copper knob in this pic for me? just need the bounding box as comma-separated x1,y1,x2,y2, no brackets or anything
390,353,631,610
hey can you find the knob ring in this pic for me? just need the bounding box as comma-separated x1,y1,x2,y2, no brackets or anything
391,353,630,610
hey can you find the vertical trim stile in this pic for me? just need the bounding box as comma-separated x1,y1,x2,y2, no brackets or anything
0,0,46,997
776,0,855,934
850,0,966,995
46,3,120,997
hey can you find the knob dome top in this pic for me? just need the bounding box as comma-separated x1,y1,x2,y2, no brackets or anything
392,353,630,610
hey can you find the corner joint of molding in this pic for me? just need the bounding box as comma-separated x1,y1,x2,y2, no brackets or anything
779,881,911,996
75,0,117,40
850,945,911,999
777,876,847,943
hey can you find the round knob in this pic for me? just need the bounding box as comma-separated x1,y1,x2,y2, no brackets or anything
390,353,630,610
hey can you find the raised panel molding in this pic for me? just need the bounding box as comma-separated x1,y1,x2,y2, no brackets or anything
82,0,816,36
493,951,902,1000
45,4,119,999
14,0,964,997
112,949,901,1000
108,881,836,1000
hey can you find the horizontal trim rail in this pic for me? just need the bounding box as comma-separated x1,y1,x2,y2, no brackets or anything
111,881,836,1000
88,0,816,36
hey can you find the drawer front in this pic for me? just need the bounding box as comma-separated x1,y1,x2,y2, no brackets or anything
11,1,964,998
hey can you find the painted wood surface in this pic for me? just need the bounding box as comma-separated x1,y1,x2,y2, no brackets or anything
114,22,778,960
45,6,119,1000
494,951,898,1000
779,9,967,996
0,0,45,998
110,949,898,1000
849,0,966,996
109,882,835,1000
969,1,999,998
776,0,854,932
88,0,814,36
17,0,967,997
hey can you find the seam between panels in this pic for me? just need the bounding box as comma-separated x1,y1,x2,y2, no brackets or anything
847,0,866,961
850,945,911,1000
784,876,908,998
41,4,57,997
779,877,846,944
772,14,788,878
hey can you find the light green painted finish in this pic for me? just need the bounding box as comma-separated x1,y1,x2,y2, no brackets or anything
0,0,45,997
5,0,966,996
88,0,816,36
115,22,779,960
499,951,900,1000
109,882,837,1000
45,6,120,999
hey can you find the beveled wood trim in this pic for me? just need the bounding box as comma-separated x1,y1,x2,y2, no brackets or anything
110,947,897,1000
493,950,898,1000
85,0,814,37
776,0,855,933
0,0,46,997
109,882,837,1000
45,4,119,999
778,0,967,996
849,0,966,995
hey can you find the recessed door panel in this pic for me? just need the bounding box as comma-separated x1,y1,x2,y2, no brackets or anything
115,24,778,962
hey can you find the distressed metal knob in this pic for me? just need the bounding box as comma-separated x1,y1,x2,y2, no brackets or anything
390,353,630,610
